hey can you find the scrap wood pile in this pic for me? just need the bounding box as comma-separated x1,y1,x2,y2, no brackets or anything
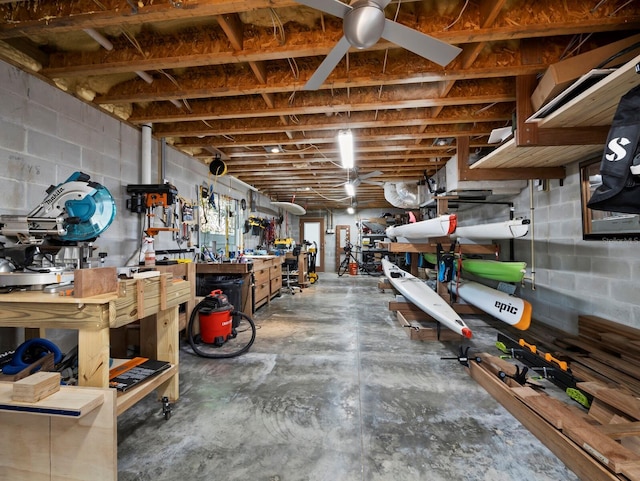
469,352,640,481
556,315,640,397
473,315,640,480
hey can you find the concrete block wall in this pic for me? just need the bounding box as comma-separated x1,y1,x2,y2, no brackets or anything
0,60,265,268
508,163,640,333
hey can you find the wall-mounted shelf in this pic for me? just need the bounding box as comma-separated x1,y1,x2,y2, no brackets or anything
471,53,640,170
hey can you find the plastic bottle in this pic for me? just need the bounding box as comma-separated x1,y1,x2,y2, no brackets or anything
144,237,156,266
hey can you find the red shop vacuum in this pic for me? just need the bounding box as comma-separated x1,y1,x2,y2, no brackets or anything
188,289,256,358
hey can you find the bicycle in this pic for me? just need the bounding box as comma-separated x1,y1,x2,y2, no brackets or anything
337,242,381,276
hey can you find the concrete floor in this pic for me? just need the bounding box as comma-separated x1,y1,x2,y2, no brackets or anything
117,273,579,481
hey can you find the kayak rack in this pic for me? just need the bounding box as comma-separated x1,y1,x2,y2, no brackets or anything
389,300,463,342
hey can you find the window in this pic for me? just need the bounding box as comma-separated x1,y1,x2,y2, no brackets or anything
580,157,640,240
200,194,241,256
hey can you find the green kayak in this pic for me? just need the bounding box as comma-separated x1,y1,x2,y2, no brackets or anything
422,254,526,283
461,259,526,283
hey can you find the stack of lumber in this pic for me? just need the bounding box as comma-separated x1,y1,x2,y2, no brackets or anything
554,316,640,397
470,352,640,481
493,315,640,397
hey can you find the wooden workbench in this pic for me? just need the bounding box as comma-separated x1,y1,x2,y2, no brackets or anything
0,273,190,414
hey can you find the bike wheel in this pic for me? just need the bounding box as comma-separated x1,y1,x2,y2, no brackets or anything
338,259,349,277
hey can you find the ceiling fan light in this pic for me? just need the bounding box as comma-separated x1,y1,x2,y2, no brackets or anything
344,182,356,197
343,2,385,49
338,130,354,169
347,207,355,214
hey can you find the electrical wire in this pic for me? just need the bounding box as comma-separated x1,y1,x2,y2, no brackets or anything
445,0,470,30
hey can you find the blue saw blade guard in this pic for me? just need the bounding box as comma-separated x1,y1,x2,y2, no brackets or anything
60,173,117,241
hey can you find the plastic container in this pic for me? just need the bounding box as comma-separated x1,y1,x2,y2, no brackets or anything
144,238,156,266
196,277,243,314
199,306,233,345
349,262,358,275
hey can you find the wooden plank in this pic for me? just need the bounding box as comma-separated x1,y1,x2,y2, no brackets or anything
569,356,640,395
73,267,118,298
50,388,116,481
597,422,640,439
12,371,61,403
115,364,177,416
561,422,639,473
0,382,104,418
395,311,462,341
136,279,145,319
515,389,579,430
578,382,640,420
580,315,640,342
620,462,640,481
589,398,631,425
77,326,110,388
387,242,497,255
542,53,640,129
468,360,622,481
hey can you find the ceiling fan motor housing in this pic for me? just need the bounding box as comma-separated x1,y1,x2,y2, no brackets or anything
344,0,386,49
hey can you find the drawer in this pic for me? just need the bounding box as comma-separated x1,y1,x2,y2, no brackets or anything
270,264,282,277
255,281,269,301
270,276,281,293
254,267,270,285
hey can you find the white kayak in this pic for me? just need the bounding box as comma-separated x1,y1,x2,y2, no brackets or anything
386,214,457,240
450,280,531,330
382,258,472,339
452,219,530,241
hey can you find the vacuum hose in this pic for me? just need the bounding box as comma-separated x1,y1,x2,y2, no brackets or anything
187,296,256,359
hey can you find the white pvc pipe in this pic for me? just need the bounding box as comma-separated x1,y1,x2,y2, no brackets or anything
141,123,152,184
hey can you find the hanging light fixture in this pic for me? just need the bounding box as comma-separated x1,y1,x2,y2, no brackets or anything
347,206,355,214
338,130,354,169
344,182,355,197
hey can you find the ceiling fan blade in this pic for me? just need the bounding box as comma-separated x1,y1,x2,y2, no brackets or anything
303,36,351,90
294,0,350,19
358,170,383,180
381,20,462,67
362,180,384,186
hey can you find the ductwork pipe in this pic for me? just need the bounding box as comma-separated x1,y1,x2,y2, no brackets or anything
384,182,420,209
141,123,152,184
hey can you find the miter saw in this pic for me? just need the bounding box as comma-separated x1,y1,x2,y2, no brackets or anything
0,172,116,290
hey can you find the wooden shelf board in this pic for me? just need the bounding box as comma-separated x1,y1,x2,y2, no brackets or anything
115,364,177,416
0,382,105,418
471,53,640,170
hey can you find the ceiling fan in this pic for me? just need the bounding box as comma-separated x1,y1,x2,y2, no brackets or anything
351,169,384,187
295,0,462,90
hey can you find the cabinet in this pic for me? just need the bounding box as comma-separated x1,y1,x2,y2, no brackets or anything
0,273,189,415
242,256,282,309
196,262,253,314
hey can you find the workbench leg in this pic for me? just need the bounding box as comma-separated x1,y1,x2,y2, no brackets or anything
77,328,110,388
140,306,179,402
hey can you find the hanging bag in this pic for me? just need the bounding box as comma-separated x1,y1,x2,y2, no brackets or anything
587,84,640,214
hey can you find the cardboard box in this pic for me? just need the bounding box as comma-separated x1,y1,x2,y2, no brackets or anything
531,34,640,111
